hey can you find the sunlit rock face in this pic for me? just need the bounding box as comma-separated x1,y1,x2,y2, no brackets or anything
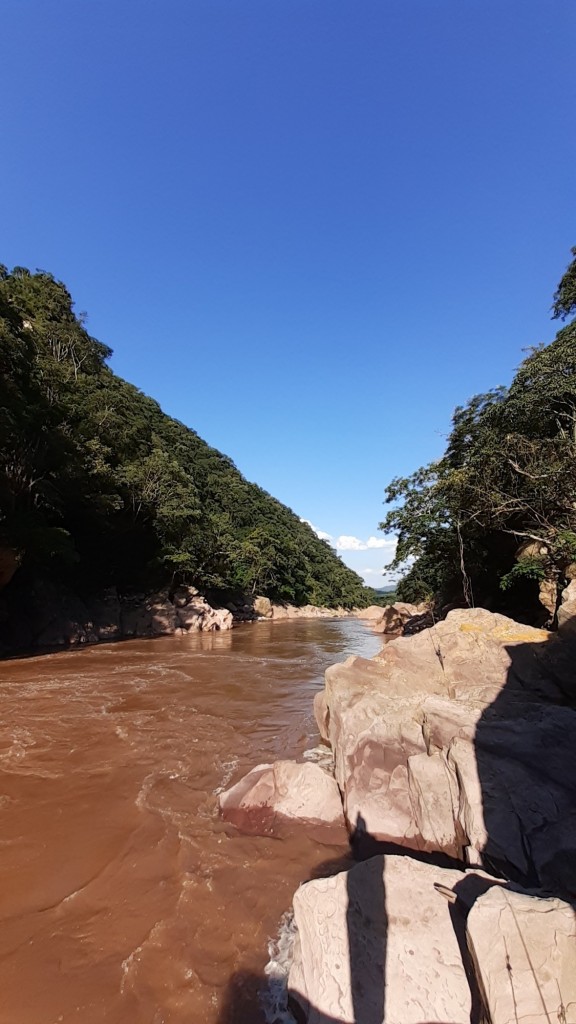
219,760,347,843
288,855,487,1024
317,607,576,890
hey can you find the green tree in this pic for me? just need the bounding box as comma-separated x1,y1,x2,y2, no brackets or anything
380,248,576,614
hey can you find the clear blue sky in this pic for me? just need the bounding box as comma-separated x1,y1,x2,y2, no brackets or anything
2,1,575,584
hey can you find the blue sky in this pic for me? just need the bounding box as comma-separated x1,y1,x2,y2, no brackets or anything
2,1,575,585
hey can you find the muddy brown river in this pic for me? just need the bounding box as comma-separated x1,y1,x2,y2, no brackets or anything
0,617,379,1024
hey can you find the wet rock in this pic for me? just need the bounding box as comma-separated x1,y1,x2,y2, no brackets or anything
218,760,346,840
289,855,478,1024
322,653,441,846
467,886,576,1024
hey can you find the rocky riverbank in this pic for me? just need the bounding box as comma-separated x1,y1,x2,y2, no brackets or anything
0,572,351,655
219,584,576,1023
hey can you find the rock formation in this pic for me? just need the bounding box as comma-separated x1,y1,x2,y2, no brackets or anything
289,856,500,1024
219,761,347,842
224,595,576,1023
0,578,234,653
466,885,576,1024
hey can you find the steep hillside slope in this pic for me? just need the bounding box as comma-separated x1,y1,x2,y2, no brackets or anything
0,265,368,610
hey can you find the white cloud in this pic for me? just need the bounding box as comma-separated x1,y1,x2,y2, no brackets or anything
366,536,395,550
335,535,366,551
300,519,334,542
335,534,396,553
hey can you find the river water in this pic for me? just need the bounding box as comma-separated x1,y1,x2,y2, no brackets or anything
0,617,380,1024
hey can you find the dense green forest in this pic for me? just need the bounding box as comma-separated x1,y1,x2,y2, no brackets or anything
0,265,369,608
382,247,576,619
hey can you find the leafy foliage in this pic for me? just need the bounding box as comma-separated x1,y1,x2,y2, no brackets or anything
380,248,576,611
0,265,369,608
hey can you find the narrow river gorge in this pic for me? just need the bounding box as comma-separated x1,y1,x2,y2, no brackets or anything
0,618,380,1024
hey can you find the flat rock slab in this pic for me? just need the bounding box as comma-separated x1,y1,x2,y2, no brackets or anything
289,854,483,1024
218,760,346,842
467,885,576,1024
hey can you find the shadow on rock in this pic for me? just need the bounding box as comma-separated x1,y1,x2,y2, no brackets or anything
218,605,576,1024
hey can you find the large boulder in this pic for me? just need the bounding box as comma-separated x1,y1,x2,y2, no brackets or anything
218,760,346,841
269,603,341,620
371,602,422,634
121,591,176,636
253,595,273,618
355,605,388,620
317,608,576,876
289,855,485,1024
467,886,576,1024
174,594,233,632
449,703,576,889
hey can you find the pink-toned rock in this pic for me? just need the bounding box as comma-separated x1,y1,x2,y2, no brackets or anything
355,604,387,620
467,886,576,1024
176,596,233,632
319,608,568,865
406,749,460,856
270,604,290,619
289,855,479,1024
269,603,342,620
218,760,346,841
448,706,576,888
322,653,441,846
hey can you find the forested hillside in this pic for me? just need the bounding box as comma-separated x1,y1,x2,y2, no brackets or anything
382,247,576,621
0,265,368,608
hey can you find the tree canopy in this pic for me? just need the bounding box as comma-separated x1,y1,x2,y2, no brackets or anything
0,265,369,608
380,247,576,616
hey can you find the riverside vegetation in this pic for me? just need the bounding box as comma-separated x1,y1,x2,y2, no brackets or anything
0,264,370,647
382,246,576,624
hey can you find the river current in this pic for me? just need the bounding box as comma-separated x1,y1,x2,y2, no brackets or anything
0,617,379,1023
